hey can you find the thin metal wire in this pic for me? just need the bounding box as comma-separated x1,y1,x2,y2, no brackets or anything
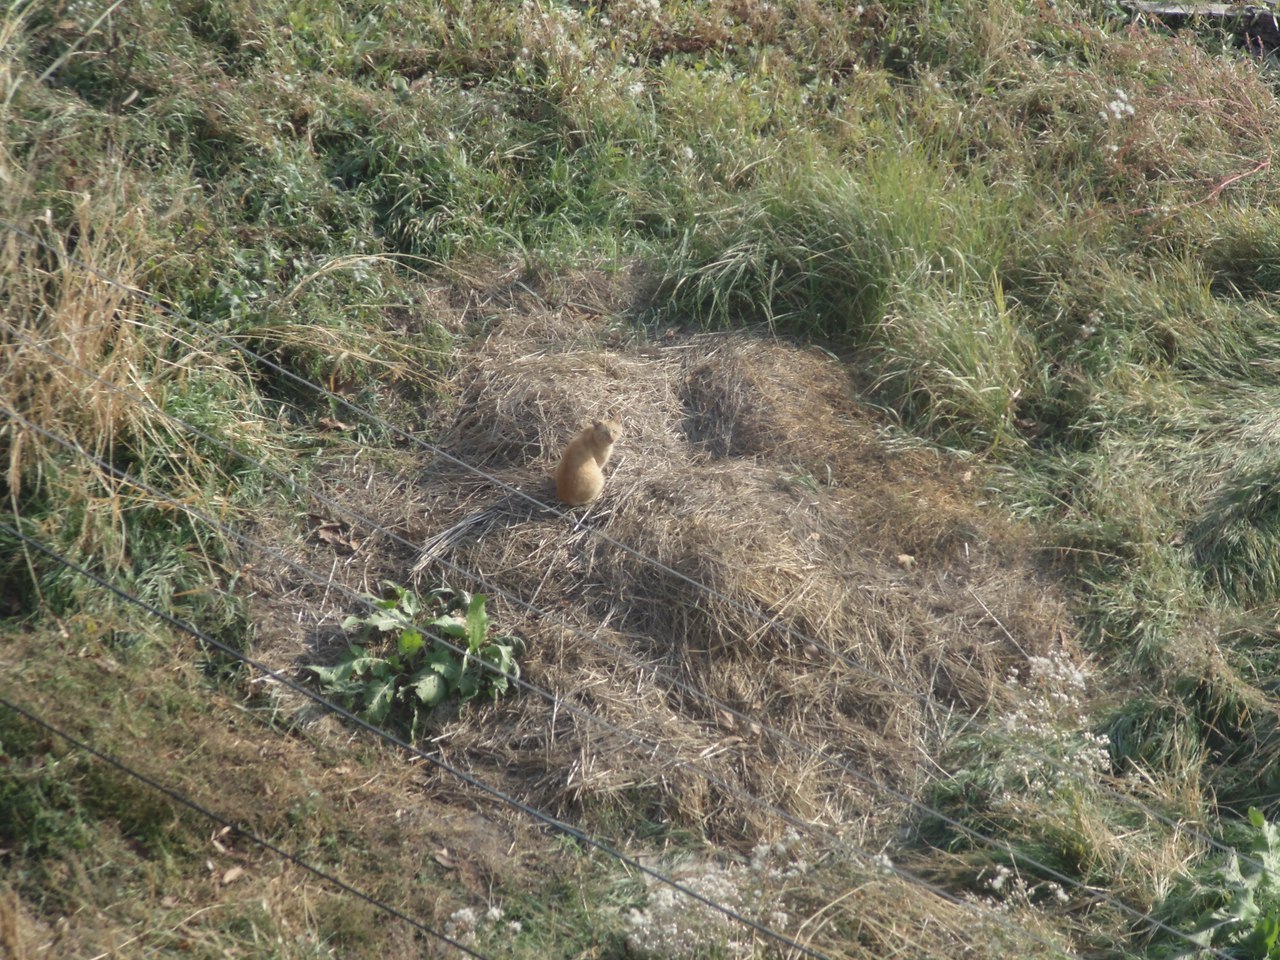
0,216,1236,881
0,404,1088,958
0,518,834,960
0,695,493,960
0,317,1230,859
0,219,1238,954
4,401,1225,960
0,216,1234,881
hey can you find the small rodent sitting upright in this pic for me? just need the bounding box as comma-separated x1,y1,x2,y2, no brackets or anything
555,418,622,506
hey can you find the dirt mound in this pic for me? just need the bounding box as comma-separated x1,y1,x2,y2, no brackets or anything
253,265,1071,848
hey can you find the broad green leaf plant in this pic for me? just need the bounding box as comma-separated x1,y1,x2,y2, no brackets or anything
307,583,522,739
1158,808,1280,960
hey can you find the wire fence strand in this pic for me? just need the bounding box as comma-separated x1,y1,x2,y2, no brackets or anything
0,216,1240,958
0,517,843,960
4,393,1221,960
0,216,1240,885
0,399,1096,957
0,695,495,960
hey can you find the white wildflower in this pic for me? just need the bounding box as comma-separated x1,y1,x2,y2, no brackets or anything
1105,88,1135,120
988,864,1012,892
444,907,478,945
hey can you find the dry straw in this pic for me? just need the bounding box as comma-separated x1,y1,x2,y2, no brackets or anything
253,267,1074,848
0,182,1086,954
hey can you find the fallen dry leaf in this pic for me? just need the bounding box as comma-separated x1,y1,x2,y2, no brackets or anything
314,521,361,554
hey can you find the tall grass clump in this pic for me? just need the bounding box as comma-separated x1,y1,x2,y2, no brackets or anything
664,165,891,337
1192,446,1280,607
664,144,1028,450
871,275,1033,451
15,4,449,396
0,18,264,633
664,147,1012,342
1199,208,1280,299
0,194,263,631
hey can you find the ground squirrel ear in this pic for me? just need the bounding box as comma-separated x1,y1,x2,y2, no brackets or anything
592,418,604,429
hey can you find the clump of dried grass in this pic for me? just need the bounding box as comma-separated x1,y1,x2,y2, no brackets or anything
0,187,272,592
0,16,154,500
1,199,151,489
0,885,39,960
259,269,1073,856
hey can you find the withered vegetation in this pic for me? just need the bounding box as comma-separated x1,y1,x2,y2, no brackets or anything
11,0,1280,956
251,265,1072,851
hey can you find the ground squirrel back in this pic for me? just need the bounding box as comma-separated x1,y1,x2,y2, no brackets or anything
555,419,621,506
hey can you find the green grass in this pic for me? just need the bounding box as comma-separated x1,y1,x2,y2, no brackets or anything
9,0,1280,956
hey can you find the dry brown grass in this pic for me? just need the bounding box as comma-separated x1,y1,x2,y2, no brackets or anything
0,884,39,960
0,189,274,618
0,619,542,959
0,12,156,493
1,196,152,488
250,264,1075,865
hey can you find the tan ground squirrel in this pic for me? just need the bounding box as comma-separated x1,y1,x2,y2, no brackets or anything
555,418,621,506
414,418,621,575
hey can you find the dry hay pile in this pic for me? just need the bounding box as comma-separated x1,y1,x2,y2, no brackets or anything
252,268,1071,852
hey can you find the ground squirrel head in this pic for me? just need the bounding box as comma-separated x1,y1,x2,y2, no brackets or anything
592,418,622,445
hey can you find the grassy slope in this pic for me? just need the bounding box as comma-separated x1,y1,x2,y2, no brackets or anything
6,0,1280,956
